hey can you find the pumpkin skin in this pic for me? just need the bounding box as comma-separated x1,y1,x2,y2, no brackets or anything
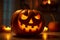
48,21,60,32
11,9,44,35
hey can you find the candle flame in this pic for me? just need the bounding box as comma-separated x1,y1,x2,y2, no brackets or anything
43,27,48,32
3,26,11,31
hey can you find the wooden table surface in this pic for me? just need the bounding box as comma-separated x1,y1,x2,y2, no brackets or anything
0,32,60,40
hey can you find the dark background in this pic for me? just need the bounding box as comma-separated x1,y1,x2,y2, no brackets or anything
0,0,60,26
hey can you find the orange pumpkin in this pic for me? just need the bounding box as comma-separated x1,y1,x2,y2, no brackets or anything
11,9,44,35
48,21,60,32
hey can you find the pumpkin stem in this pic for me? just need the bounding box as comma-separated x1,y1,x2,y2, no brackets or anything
50,14,55,22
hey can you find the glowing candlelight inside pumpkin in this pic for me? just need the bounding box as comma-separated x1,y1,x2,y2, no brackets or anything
48,0,51,4
43,26,48,32
3,26,11,32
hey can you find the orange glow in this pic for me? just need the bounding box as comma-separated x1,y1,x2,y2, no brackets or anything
25,25,32,32
48,0,51,4
18,20,42,32
3,33,11,40
22,25,38,32
43,27,48,32
19,24,39,32
43,0,51,5
25,25,38,32
35,14,40,19
42,33,48,40
28,10,31,14
6,34,11,40
21,14,28,20
31,26,38,32
3,26,11,31
48,22,57,31
48,23,55,29
16,10,22,13
20,24,25,30
42,1,47,5
26,25,38,32
21,10,27,13
29,19,33,24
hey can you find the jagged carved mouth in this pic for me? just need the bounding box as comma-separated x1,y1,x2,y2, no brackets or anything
18,20,42,32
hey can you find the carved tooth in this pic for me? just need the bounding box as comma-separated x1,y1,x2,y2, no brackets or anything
31,26,38,32
21,24,25,30
34,26,38,29
25,25,32,32
27,25,32,29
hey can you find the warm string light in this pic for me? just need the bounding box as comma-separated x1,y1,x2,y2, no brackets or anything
42,0,51,5
48,0,51,4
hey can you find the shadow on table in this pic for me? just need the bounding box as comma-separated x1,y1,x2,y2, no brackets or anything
13,34,60,39
13,34,42,39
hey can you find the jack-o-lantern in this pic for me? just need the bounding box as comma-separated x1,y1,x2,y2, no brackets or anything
11,9,44,35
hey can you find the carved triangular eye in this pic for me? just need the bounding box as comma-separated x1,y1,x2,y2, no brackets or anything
34,14,40,19
21,14,28,20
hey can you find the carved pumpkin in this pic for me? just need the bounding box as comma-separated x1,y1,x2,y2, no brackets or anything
11,9,44,35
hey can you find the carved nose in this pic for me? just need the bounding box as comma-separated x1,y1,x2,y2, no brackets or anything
29,19,33,24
